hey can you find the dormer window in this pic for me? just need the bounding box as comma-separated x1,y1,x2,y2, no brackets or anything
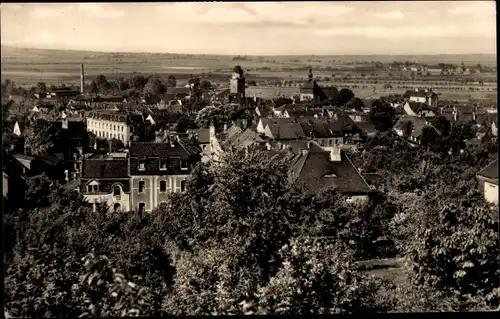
160,159,168,170
139,159,146,171
87,184,99,193
180,160,188,170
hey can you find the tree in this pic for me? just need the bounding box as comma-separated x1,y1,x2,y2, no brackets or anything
402,120,414,139
24,119,61,156
129,75,147,91
200,79,212,93
256,236,382,314
338,88,355,106
36,82,47,95
195,105,226,129
24,173,56,208
368,99,396,132
95,75,110,94
345,97,364,111
430,116,451,137
400,194,499,311
174,116,198,133
143,76,166,97
167,75,177,88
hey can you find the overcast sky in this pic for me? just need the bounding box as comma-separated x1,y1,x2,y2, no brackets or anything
1,2,496,55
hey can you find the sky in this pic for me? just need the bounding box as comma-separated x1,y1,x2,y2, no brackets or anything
1,2,497,55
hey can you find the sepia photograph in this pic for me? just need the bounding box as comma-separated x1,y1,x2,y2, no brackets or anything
1,1,498,316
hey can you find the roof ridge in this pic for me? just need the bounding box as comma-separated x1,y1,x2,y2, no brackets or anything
477,157,498,176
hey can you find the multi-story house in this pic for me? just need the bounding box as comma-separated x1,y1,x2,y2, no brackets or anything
80,155,131,212
86,111,143,145
477,159,498,205
129,137,201,212
407,88,438,107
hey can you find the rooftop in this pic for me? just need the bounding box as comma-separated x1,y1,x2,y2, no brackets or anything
477,158,498,182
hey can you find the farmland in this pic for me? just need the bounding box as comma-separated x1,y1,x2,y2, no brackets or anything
1,45,497,101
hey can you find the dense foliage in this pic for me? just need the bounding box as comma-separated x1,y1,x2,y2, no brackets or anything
5,147,387,316
4,116,498,314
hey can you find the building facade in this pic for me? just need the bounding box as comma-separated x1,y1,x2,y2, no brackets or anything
80,157,131,212
86,111,136,145
129,139,201,212
477,159,498,205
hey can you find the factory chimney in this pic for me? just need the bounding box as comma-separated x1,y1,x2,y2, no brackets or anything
80,63,85,94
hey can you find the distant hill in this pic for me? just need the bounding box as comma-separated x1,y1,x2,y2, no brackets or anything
1,45,497,65
1,45,496,88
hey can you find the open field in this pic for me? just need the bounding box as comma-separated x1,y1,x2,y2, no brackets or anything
1,46,497,102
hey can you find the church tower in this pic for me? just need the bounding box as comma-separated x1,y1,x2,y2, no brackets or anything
229,65,246,105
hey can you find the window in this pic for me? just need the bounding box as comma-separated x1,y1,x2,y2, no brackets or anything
138,202,145,213
181,180,186,192
87,184,99,193
160,180,167,192
75,162,80,171
160,159,168,170
180,160,188,170
113,186,121,196
113,125,116,130
138,181,145,193
139,160,146,171
113,203,121,212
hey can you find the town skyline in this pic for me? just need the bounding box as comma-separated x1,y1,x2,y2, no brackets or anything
1,2,497,56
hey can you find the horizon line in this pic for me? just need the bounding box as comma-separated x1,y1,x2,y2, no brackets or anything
2,45,496,57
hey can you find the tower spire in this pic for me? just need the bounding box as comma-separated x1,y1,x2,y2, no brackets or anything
308,67,313,81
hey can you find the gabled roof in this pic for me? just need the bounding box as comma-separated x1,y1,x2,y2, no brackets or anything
289,149,371,194
82,158,129,179
272,140,323,155
408,102,436,114
187,128,210,144
129,140,199,159
225,128,263,148
355,121,377,134
477,159,498,182
266,122,306,140
394,115,440,138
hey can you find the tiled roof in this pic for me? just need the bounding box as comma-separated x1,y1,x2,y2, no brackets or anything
223,127,264,149
408,102,438,115
394,115,440,138
129,140,199,159
82,158,129,178
477,158,498,181
86,111,130,123
355,121,377,134
272,140,323,155
301,79,318,90
266,122,306,140
300,122,343,138
289,149,371,194
187,128,210,144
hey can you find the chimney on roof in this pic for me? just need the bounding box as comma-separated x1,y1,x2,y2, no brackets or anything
330,146,341,162
301,149,308,156
80,63,85,94
223,123,227,132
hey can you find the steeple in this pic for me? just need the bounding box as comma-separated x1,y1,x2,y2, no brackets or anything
308,67,313,81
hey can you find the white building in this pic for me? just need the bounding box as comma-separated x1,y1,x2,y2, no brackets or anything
86,111,138,145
